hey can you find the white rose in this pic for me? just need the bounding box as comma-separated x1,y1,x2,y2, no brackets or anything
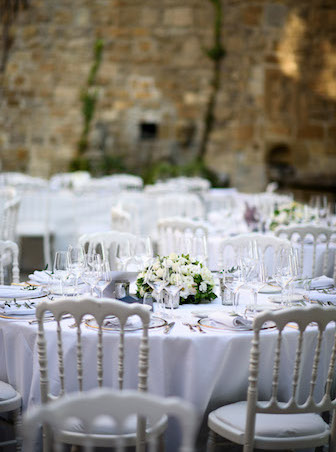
169,253,178,261
165,259,173,268
172,262,180,272
156,268,164,278
199,282,207,292
190,286,197,296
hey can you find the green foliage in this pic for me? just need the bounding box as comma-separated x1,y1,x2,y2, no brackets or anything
77,39,104,157
69,154,127,176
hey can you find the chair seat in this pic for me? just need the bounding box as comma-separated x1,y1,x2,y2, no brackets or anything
209,401,329,448
0,381,17,402
59,413,168,447
0,381,21,412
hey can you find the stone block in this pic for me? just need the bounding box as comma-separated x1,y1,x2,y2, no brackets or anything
163,8,193,27
297,124,325,140
241,5,262,26
264,3,287,28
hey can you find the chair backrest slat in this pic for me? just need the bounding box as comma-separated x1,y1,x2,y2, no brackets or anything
275,225,336,280
76,325,84,391
0,240,20,284
23,388,198,452
97,326,103,388
270,330,282,403
56,321,65,396
291,329,304,402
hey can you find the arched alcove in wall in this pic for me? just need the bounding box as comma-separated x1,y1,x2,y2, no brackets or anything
266,143,296,187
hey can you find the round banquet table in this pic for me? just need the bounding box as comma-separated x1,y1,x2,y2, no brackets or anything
0,292,334,451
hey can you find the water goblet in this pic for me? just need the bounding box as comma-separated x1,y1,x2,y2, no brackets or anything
54,251,69,296
145,260,168,315
164,266,183,318
67,245,85,295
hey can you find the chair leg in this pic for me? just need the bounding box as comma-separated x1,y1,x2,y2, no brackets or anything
13,408,22,452
158,433,165,452
206,429,217,452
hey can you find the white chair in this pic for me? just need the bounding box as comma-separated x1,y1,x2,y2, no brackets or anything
275,224,336,280
157,193,205,220
35,297,166,451
16,189,52,268
78,230,137,270
0,381,22,451
207,305,336,451
0,196,20,243
157,217,208,261
111,206,132,232
23,387,197,452
0,240,20,284
217,233,291,276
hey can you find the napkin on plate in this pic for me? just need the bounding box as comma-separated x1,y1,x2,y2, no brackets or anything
0,285,45,299
310,276,334,290
207,311,253,329
0,299,36,315
104,315,143,329
29,270,58,285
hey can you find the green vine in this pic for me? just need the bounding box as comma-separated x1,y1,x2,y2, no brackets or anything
198,0,226,162
77,38,104,156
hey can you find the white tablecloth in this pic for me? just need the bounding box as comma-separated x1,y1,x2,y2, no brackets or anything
0,293,334,451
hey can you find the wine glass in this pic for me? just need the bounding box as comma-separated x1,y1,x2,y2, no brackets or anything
221,255,244,314
134,236,153,270
241,247,266,313
54,251,69,296
82,254,101,296
145,260,168,314
164,265,183,318
67,246,85,295
116,241,132,271
96,259,111,298
274,248,296,305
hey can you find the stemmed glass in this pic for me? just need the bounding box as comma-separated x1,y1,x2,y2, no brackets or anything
82,254,101,296
274,248,297,305
67,246,85,295
241,245,266,313
54,251,69,296
164,266,183,318
116,241,132,271
145,260,168,315
221,256,244,314
96,259,111,298
134,236,153,270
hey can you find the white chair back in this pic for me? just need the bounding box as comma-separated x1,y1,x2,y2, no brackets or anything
157,217,208,260
244,306,336,450
16,189,51,267
78,230,137,270
217,233,291,275
111,206,132,232
23,387,197,452
157,193,205,220
36,297,151,450
0,240,19,284
275,224,336,280
0,196,20,242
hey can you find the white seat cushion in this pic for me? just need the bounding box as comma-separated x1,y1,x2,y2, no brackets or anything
211,401,329,441
0,381,18,401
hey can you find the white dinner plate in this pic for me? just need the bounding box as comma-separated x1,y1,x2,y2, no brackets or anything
258,284,281,294
269,294,304,304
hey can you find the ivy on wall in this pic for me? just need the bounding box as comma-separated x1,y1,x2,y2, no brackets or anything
198,0,226,162
77,38,104,156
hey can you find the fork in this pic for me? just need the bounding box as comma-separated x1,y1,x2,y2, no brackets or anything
183,322,196,332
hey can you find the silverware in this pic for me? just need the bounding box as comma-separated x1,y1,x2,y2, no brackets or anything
195,323,206,334
164,322,175,334
183,322,196,332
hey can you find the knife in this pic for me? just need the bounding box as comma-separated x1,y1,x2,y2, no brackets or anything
164,322,175,334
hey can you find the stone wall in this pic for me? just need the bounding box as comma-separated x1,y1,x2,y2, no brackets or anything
0,0,335,192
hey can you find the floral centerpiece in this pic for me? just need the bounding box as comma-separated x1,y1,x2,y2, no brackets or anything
136,253,216,305
269,201,316,231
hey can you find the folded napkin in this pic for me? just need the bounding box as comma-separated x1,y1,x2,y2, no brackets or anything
310,276,334,290
0,299,36,315
104,315,143,329
207,311,253,329
0,285,45,299
29,270,59,285
309,291,336,305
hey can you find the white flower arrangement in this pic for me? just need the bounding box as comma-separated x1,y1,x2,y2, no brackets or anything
136,253,216,304
269,201,316,231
